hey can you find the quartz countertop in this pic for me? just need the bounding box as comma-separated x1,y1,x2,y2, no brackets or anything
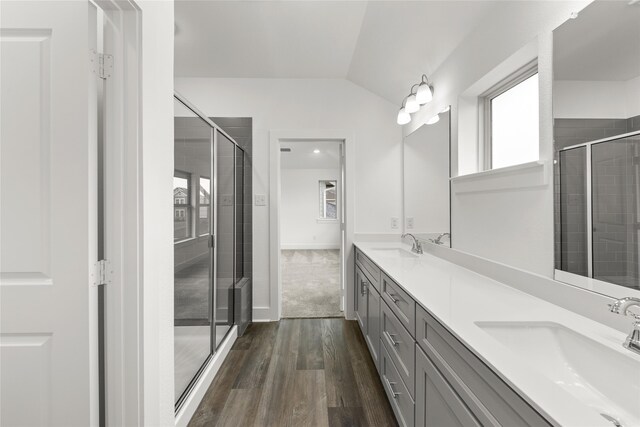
354,241,639,427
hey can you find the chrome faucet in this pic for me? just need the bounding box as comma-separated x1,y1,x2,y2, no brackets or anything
401,233,423,254
609,297,640,355
430,232,450,245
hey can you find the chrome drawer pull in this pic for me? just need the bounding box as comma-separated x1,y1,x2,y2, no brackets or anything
386,379,401,398
386,331,400,347
361,281,368,295
387,292,400,304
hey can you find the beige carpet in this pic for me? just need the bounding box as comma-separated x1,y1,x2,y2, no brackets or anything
281,249,343,318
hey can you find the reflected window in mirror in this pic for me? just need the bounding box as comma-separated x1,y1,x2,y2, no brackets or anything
553,0,640,294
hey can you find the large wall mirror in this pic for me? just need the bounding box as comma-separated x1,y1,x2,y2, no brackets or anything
553,0,640,297
403,109,451,246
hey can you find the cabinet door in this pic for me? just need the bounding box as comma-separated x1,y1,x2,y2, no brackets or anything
355,266,368,334
366,286,381,371
416,345,481,427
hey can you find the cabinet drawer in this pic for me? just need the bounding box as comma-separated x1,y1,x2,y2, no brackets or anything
381,273,416,337
420,309,551,427
355,248,381,292
381,341,415,427
381,300,415,398
416,344,482,427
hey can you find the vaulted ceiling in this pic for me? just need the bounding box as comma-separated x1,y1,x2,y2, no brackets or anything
174,0,499,104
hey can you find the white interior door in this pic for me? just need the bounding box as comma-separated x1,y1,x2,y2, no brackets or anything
1,2,99,426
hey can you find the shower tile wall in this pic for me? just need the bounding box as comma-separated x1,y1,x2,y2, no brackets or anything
554,115,640,290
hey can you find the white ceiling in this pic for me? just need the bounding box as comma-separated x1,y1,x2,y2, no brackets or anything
174,1,498,103
280,140,341,170
554,1,640,81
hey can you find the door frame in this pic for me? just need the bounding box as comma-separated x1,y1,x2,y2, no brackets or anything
96,1,144,425
269,130,355,321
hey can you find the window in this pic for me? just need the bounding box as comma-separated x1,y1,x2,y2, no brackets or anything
174,171,192,241
482,62,539,170
198,176,210,236
319,180,337,220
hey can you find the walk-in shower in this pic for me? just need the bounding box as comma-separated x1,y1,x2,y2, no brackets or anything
173,93,250,409
556,131,640,291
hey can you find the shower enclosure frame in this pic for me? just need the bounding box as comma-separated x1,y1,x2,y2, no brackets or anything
173,91,247,411
555,129,640,298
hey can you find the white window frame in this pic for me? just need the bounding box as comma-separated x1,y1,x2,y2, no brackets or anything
318,179,338,221
479,59,538,170
174,170,193,242
197,175,211,237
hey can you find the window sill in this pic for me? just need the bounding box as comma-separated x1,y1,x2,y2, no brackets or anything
317,218,339,224
451,160,548,194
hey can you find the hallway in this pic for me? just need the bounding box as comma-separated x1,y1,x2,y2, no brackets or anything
188,318,397,427
281,250,342,318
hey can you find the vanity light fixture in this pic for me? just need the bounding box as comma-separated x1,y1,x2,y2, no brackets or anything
426,114,440,125
397,74,435,125
405,84,420,113
397,98,411,125
416,75,434,105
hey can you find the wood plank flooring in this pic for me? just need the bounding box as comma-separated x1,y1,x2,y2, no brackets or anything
188,318,398,427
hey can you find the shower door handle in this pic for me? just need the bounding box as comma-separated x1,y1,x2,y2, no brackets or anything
208,234,216,248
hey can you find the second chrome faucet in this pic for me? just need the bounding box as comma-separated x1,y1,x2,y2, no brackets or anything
401,233,423,254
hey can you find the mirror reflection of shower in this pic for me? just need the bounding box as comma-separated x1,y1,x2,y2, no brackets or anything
552,0,640,292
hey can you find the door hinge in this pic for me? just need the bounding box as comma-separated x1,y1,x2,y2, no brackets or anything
92,260,113,287
90,50,113,80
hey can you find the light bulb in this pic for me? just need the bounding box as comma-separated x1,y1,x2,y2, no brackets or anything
426,114,440,125
313,149,320,154
397,107,411,125
416,82,433,104
405,94,419,113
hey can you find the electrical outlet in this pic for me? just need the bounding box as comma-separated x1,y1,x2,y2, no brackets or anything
391,217,399,230
406,217,414,229
254,194,266,206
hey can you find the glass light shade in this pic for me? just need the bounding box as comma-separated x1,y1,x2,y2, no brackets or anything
426,114,440,125
397,107,411,125
416,83,433,104
405,94,419,113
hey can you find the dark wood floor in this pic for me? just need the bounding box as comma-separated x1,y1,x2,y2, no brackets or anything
188,318,398,427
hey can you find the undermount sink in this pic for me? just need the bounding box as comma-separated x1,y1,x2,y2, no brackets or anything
475,321,640,426
367,248,418,258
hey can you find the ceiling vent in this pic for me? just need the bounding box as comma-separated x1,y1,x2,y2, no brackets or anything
280,147,292,152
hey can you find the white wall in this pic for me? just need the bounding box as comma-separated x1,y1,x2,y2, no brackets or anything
281,168,341,249
554,76,640,119
174,78,402,320
402,1,591,277
139,1,175,426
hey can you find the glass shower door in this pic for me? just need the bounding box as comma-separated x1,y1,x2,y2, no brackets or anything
592,135,640,289
174,98,213,406
215,130,236,348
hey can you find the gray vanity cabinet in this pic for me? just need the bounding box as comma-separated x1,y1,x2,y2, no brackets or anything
416,345,481,427
355,266,368,332
354,245,553,427
355,264,381,370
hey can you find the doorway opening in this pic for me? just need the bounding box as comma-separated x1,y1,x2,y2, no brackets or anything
278,140,345,318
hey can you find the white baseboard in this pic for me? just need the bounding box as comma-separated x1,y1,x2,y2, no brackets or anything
252,306,273,322
175,325,238,427
281,243,340,250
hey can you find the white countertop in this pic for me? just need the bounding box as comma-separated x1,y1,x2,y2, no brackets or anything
354,241,639,427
